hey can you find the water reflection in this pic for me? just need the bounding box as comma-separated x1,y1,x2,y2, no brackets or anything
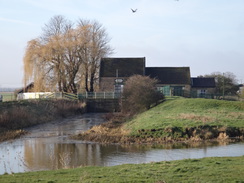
0,113,244,175
22,140,244,171
98,142,244,166
24,140,103,171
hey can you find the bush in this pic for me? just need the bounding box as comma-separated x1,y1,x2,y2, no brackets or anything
122,75,164,115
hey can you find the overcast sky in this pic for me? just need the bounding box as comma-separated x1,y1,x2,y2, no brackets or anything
1,0,244,87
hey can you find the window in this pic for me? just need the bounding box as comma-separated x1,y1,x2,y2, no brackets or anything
200,89,206,94
197,89,206,97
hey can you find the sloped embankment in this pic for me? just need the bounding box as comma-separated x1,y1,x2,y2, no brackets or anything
75,98,244,144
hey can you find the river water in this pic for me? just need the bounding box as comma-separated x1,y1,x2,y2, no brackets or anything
0,113,244,175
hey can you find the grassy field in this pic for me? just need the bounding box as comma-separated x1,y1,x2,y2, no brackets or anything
0,156,243,183
126,98,244,131
0,92,16,101
123,98,244,140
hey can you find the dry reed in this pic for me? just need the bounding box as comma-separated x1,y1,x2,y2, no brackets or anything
0,99,86,142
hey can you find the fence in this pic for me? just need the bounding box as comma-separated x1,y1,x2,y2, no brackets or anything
168,90,244,101
41,92,121,100
42,92,78,100
15,92,121,101
78,92,121,99
1,91,242,102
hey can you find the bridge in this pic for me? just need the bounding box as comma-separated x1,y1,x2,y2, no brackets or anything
18,92,121,100
78,92,121,113
78,92,121,100
16,92,122,113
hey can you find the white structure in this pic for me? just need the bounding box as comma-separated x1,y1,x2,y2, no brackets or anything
17,92,53,100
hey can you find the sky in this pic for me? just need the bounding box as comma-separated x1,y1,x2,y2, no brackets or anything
0,0,244,88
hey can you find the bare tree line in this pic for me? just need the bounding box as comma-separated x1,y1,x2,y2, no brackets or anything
23,15,113,93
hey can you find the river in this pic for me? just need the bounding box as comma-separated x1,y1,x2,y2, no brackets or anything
0,113,244,175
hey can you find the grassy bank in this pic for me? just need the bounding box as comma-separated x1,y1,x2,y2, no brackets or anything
125,98,244,140
0,156,243,183
0,99,85,142
76,98,244,143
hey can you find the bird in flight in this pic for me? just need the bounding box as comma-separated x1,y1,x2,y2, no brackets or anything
131,8,137,13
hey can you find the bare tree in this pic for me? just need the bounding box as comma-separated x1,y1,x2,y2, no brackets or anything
77,19,113,92
23,15,113,93
24,16,76,92
204,72,239,95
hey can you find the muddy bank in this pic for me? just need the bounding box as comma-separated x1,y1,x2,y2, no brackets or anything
0,99,85,142
73,114,244,144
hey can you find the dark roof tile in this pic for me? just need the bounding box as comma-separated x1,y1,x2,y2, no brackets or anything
145,67,191,85
191,77,216,88
100,57,145,77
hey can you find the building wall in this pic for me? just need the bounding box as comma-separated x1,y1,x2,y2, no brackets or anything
240,86,244,95
99,77,114,92
86,99,121,112
184,85,191,92
99,77,127,92
156,84,191,89
191,87,215,95
191,88,216,99
156,84,191,97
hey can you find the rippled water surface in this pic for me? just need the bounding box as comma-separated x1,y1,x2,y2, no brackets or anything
0,113,244,174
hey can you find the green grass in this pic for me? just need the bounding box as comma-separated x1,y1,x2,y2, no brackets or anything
76,98,244,143
0,156,244,183
124,98,244,138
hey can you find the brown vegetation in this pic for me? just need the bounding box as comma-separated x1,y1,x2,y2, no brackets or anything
74,112,244,144
122,75,164,115
0,99,85,142
23,15,113,93
0,130,28,142
73,113,130,143
177,113,216,123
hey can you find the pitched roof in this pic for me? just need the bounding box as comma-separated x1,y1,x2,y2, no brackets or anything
191,77,216,88
16,82,34,94
100,57,145,77
145,67,191,85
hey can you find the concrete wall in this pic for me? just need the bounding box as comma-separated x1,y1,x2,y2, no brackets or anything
86,99,121,113
99,77,116,92
99,77,128,92
191,88,216,95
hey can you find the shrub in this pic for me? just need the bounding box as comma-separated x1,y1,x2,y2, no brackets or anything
122,75,164,115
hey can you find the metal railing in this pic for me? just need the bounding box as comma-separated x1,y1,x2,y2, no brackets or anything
2,91,242,102
78,92,121,99
31,92,121,100
41,92,78,100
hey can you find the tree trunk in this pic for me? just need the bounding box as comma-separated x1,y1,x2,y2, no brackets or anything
85,71,89,92
89,71,95,92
